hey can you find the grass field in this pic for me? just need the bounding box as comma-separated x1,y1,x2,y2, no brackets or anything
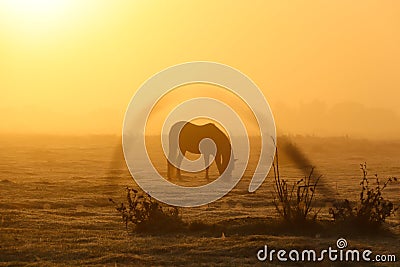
0,135,399,266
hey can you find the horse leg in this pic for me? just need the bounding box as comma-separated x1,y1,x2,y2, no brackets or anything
176,151,184,180
167,148,177,180
204,153,210,180
167,160,172,180
167,156,171,179
215,153,223,175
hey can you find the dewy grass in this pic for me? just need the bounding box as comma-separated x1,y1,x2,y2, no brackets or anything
109,155,397,237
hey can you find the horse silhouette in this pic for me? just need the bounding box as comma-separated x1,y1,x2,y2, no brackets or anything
167,121,235,180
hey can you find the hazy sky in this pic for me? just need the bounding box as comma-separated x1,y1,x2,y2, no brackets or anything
1,1,399,138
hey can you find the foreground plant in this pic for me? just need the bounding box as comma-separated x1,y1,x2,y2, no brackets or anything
329,163,398,231
272,147,320,224
109,187,185,232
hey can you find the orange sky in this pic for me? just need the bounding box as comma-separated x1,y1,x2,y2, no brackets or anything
1,1,399,138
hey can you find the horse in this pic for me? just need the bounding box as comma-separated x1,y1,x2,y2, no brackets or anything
167,121,235,180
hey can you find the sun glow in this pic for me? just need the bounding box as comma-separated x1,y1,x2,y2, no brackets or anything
1,0,73,37
6,0,69,15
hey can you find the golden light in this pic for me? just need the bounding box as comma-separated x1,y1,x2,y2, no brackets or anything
5,0,69,15
1,0,73,38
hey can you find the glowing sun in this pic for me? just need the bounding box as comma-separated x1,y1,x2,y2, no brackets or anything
5,0,70,16
2,0,74,36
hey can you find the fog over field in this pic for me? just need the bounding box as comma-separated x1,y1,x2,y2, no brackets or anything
0,135,399,265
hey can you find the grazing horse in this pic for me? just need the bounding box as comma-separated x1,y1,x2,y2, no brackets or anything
167,121,235,180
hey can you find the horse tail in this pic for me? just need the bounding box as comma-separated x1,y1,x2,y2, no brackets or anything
221,143,231,173
217,133,233,176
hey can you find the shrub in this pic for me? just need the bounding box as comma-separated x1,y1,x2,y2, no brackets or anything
329,163,398,231
272,147,320,224
109,187,185,233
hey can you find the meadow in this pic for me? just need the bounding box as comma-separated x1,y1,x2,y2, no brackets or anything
0,135,399,266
